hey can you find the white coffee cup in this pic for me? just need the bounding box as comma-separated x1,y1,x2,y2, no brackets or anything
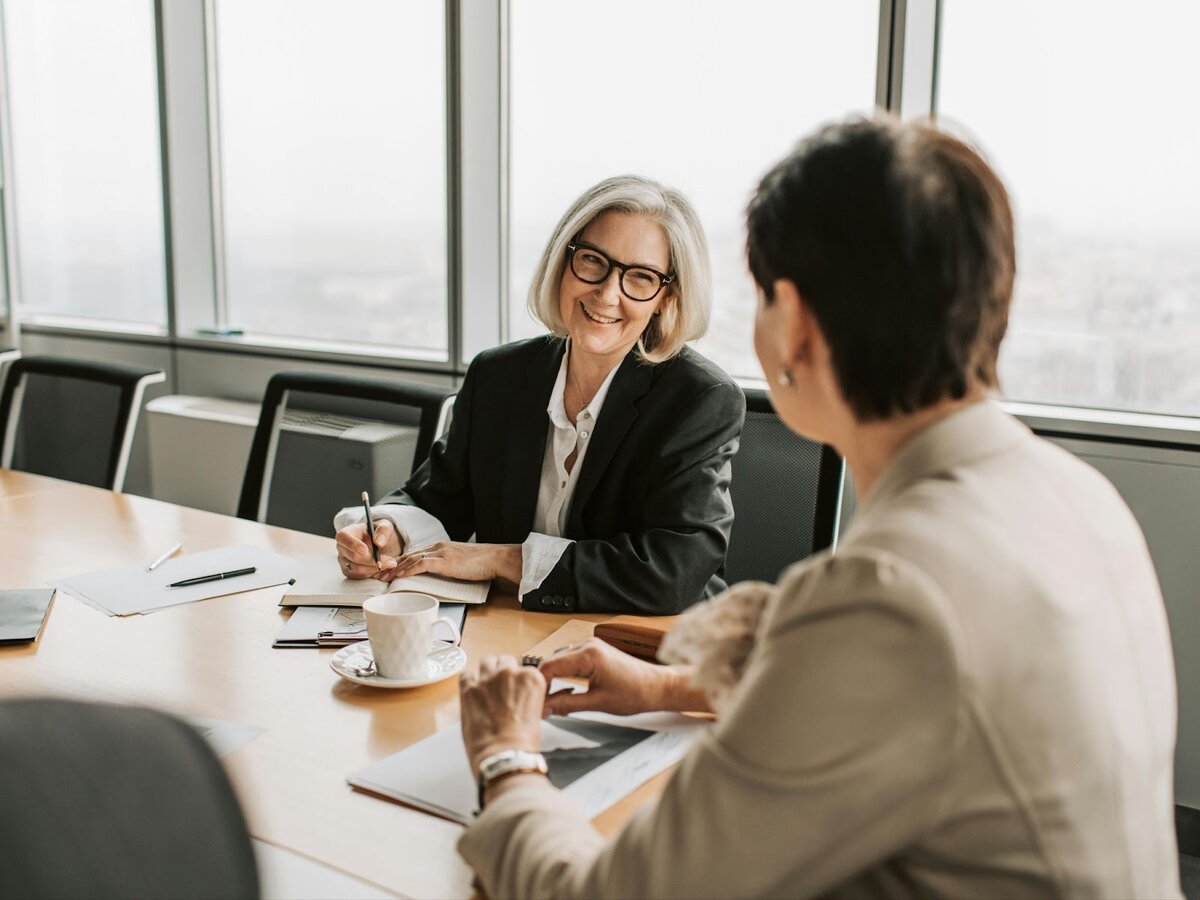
362,592,462,680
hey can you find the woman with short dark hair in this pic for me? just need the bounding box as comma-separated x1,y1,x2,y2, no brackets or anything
454,118,1180,899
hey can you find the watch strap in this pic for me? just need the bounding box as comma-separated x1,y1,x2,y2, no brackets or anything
476,749,548,813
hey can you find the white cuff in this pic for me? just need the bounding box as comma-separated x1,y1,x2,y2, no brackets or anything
519,533,574,601
332,503,450,552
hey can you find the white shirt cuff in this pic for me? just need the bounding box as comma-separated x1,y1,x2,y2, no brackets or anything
332,503,450,552
519,533,574,600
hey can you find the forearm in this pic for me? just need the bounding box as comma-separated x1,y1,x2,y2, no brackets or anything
480,543,523,587
654,666,712,714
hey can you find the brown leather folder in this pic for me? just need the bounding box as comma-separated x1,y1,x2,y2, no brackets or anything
593,615,669,662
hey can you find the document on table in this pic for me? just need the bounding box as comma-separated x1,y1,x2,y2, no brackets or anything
187,716,265,757
273,602,466,648
349,684,708,825
51,545,297,616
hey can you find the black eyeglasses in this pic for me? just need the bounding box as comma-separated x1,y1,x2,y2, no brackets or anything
566,242,674,302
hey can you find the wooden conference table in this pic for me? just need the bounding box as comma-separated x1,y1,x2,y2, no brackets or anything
0,470,675,898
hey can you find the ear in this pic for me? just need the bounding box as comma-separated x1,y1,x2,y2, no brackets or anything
654,288,675,318
770,278,817,368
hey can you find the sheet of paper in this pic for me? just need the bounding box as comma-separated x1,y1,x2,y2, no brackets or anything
274,606,368,647
387,572,489,605
274,602,466,648
51,545,297,616
187,716,265,757
349,694,708,825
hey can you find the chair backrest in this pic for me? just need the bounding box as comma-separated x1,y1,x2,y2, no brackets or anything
237,371,453,536
725,387,844,585
0,698,259,900
0,355,165,492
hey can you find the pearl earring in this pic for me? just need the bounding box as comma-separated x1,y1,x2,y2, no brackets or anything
776,368,794,388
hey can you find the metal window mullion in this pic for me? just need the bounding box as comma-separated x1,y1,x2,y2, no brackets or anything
456,0,505,371
157,0,221,340
203,0,230,330
0,0,22,348
445,0,462,372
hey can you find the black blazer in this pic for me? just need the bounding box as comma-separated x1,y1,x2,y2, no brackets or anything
383,336,745,615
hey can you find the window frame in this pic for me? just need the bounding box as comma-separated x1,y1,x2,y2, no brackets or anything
1,0,1198,442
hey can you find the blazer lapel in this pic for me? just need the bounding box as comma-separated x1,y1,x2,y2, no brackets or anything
500,339,563,538
566,352,655,536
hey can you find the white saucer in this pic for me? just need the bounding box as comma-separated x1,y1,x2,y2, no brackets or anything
329,641,467,689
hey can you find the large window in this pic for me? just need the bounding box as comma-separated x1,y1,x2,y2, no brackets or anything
4,0,166,329
509,0,879,379
212,0,447,358
938,0,1200,417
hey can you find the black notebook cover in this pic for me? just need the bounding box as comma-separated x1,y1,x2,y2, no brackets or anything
0,589,55,644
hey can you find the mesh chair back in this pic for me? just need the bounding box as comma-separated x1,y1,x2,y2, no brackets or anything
0,698,259,900
237,371,452,536
0,355,165,491
725,388,844,585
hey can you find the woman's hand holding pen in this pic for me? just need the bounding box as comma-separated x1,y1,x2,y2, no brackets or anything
335,521,402,580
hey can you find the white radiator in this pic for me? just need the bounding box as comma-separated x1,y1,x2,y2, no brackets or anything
146,395,420,536
146,395,260,516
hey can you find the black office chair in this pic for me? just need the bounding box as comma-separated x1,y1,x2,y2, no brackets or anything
237,371,453,536
0,355,165,491
0,698,259,900
724,387,844,585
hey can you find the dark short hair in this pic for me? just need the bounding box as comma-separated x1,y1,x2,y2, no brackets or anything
746,117,1015,421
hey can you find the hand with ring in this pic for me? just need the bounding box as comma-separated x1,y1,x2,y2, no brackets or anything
334,519,402,580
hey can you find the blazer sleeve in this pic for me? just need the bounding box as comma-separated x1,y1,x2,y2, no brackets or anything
458,552,963,900
378,359,478,541
526,379,745,615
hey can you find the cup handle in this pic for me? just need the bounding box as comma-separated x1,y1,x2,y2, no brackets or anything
433,616,462,649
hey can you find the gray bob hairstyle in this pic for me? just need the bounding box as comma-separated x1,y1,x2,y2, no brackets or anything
526,175,712,364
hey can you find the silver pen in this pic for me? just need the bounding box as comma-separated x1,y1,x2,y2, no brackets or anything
146,542,183,572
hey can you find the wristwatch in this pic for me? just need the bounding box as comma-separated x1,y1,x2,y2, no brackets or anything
476,748,548,812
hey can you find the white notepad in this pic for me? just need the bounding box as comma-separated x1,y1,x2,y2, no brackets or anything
281,561,489,607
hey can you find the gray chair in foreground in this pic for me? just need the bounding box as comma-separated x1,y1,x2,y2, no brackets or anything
0,355,164,491
0,698,259,899
725,387,844,585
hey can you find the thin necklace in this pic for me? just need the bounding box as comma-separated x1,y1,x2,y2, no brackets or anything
568,352,596,422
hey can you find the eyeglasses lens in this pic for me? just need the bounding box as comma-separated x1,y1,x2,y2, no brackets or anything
621,268,661,301
571,247,610,284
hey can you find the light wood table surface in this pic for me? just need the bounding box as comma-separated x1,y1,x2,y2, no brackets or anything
0,470,676,898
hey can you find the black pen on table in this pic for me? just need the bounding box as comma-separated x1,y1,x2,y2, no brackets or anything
362,490,382,568
167,566,256,588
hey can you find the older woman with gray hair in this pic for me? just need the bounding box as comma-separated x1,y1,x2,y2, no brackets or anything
334,175,745,615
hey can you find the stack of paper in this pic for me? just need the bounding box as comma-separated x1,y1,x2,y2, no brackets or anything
273,602,467,648
51,545,297,616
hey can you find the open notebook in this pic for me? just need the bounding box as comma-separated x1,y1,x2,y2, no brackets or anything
281,561,489,607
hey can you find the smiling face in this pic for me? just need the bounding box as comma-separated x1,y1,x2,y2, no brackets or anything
558,211,674,364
